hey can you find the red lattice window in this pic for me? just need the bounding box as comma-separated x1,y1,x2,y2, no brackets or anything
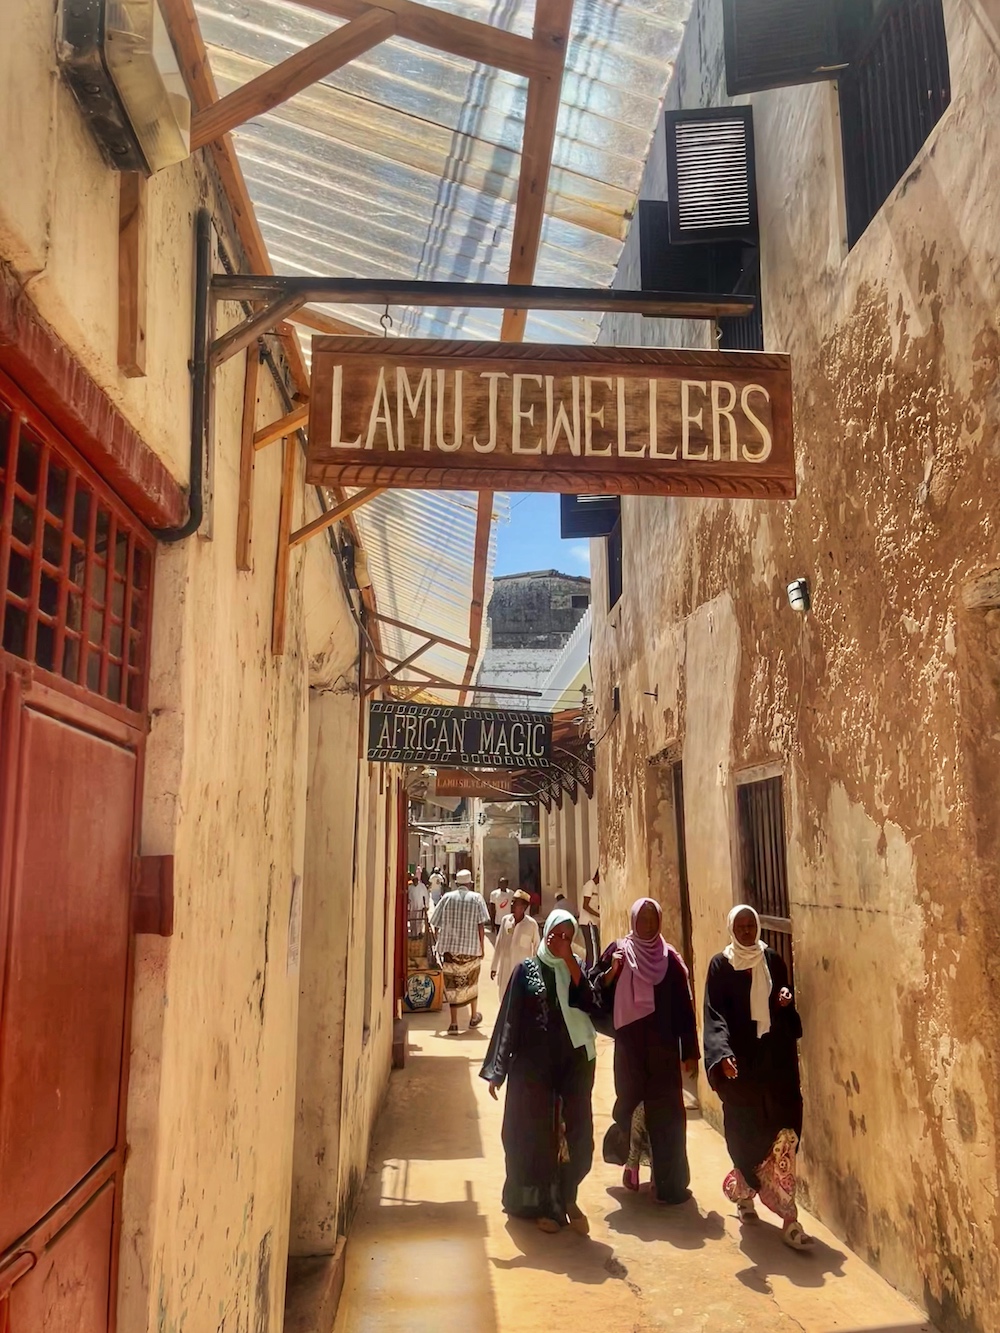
0,372,153,716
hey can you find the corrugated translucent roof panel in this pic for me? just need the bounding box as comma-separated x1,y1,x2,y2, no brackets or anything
352,488,508,683
195,0,688,341
193,0,688,685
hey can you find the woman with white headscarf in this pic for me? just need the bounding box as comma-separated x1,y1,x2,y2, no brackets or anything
703,905,811,1249
480,908,602,1235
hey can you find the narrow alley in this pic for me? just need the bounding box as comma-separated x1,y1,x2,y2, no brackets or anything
331,936,932,1333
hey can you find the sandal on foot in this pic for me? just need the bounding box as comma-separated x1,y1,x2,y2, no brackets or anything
536,1216,561,1234
567,1205,590,1235
782,1220,814,1250
469,1013,483,1028
737,1200,759,1223
446,1024,459,1034
622,1166,640,1192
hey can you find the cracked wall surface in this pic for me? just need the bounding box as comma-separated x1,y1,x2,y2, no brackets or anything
591,2,1000,1328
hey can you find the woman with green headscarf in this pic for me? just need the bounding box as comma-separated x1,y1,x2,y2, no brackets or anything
480,908,603,1234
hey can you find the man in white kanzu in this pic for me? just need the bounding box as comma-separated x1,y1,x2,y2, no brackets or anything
579,869,601,969
491,890,540,998
430,868,490,1034
407,873,430,937
489,876,512,930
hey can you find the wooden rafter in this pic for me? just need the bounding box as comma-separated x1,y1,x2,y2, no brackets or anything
235,344,260,570
254,403,310,451
459,489,494,700
288,485,384,548
163,0,310,395
293,0,553,78
372,612,471,657
501,0,575,342
190,8,397,150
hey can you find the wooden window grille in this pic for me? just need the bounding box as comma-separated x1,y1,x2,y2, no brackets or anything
737,775,794,982
0,373,154,716
839,0,950,247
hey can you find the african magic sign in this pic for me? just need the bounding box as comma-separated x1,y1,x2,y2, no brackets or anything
308,339,795,498
367,702,552,768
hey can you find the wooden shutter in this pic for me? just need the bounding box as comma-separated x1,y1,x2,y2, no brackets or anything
722,0,846,96
560,495,621,539
638,201,746,295
664,107,758,245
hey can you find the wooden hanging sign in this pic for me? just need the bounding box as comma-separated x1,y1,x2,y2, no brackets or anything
307,338,794,498
433,769,537,799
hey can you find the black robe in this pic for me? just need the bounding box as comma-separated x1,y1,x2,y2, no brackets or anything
480,956,602,1223
703,947,803,1190
596,945,700,1202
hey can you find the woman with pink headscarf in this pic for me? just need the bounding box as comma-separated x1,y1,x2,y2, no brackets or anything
596,898,700,1204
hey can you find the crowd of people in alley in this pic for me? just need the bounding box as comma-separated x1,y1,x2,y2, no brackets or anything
408,866,811,1252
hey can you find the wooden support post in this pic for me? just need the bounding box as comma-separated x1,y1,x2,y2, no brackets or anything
117,173,148,377
501,0,575,341
288,485,383,549
190,8,397,150
211,292,307,366
236,345,260,570
254,402,310,450
272,435,298,655
459,489,494,700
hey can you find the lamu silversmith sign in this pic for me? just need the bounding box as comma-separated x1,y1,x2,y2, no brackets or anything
308,338,794,498
367,701,552,768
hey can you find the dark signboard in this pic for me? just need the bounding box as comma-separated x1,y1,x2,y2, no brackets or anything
367,701,551,768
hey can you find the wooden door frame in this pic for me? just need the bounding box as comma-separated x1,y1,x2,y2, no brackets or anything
0,659,147,1332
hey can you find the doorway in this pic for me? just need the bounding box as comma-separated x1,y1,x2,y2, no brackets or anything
0,373,152,1331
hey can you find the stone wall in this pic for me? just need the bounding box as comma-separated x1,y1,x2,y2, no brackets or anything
487,571,591,649
591,2,1000,1329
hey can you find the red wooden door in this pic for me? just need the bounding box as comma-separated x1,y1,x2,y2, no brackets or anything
0,674,138,1330
0,375,154,1331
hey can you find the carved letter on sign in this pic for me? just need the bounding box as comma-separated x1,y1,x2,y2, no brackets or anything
308,339,794,499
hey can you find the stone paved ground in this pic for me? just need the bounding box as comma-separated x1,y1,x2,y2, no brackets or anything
334,944,935,1333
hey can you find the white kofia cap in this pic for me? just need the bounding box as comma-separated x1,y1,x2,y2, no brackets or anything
454,869,473,884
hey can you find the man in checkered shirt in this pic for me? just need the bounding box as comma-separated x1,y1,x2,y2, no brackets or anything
430,868,490,1033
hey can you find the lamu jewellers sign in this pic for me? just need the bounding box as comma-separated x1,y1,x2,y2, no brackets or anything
367,701,552,768
308,338,794,498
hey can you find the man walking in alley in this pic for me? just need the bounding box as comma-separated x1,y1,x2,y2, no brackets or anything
430,868,490,1034
579,869,601,969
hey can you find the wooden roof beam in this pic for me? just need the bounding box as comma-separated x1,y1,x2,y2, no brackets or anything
162,0,311,394
501,0,575,342
190,9,397,150
293,0,554,78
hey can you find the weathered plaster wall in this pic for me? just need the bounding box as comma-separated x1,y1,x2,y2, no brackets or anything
592,2,1000,1328
0,7,398,1329
292,671,399,1255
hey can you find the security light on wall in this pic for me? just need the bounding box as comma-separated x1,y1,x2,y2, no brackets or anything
787,579,811,613
58,0,191,174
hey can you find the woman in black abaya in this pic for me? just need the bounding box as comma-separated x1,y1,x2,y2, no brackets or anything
596,898,700,1204
703,904,812,1249
480,908,602,1235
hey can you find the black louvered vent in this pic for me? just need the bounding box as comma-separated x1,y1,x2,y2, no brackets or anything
665,108,758,245
722,0,845,96
839,0,950,247
639,202,747,295
718,248,764,351
560,494,621,540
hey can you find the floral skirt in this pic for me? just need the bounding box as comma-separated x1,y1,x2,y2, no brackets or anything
442,952,481,1006
723,1127,799,1221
